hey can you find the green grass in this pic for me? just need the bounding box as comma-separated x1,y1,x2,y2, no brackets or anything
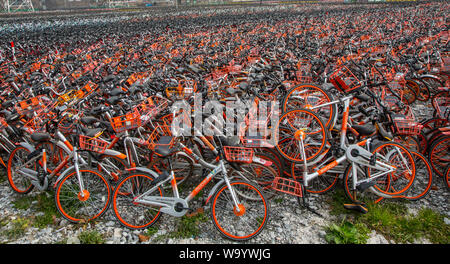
2,217,31,240
12,196,35,210
78,230,105,244
154,211,209,241
171,212,209,239
325,189,450,244
325,219,370,244
10,191,59,229
32,192,59,229
359,203,450,244
145,226,158,237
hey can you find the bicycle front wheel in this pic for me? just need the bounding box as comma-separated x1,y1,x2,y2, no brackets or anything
55,168,111,223
211,181,269,241
112,172,164,229
368,141,416,196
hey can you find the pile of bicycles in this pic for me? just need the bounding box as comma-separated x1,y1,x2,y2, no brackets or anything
0,1,448,241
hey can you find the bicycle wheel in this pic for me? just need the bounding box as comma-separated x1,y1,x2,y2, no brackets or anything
275,108,327,163
367,141,416,196
393,135,421,153
403,151,433,201
421,76,444,95
55,168,111,222
6,146,34,194
211,180,269,241
409,78,431,102
238,161,279,199
112,172,164,229
428,135,450,177
282,84,337,130
255,148,285,176
343,163,391,204
291,153,340,194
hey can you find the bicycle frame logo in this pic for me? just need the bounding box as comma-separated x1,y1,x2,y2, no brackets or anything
170,93,280,146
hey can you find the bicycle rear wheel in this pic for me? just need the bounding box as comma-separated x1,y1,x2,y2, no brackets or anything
6,146,34,194
367,141,416,196
275,108,327,164
428,135,450,177
210,180,269,241
282,84,337,130
403,151,433,201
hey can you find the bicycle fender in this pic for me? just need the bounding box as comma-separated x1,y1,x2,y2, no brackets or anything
418,74,443,81
103,149,127,159
18,142,35,152
175,151,196,165
126,166,160,179
53,164,77,188
204,179,226,205
204,176,242,205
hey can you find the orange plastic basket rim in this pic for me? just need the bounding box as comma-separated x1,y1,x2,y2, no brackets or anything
223,146,254,163
79,135,109,154
110,110,141,133
271,177,303,197
146,124,174,151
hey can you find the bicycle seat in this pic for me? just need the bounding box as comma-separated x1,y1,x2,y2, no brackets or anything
80,116,100,126
226,87,243,96
31,133,51,142
154,136,174,157
352,124,376,136
110,88,126,96
81,127,103,138
106,96,120,105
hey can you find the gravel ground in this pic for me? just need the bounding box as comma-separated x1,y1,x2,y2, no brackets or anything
0,162,448,244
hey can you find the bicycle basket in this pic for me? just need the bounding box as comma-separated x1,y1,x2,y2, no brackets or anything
146,124,174,152
329,65,362,93
391,107,422,135
271,177,303,197
223,146,254,163
135,96,169,125
15,95,48,115
110,110,141,133
79,135,109,154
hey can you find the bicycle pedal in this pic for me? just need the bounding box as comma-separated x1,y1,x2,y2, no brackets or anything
343,203,368,214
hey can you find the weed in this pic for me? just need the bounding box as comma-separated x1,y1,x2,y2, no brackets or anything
78,230,105,244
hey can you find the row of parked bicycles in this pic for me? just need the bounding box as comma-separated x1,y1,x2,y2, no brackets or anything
0,2,448,241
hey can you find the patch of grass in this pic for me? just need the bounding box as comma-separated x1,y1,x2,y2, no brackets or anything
146,226,158,237
325,219,370,244
325,188,450,244
54,238,68,244
359,203,450,244
12,196,35,210
274,197,284,204
168,212,209,239
327,188,355,216
78,230,105,244
32,192,59,229
2,217,31,240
